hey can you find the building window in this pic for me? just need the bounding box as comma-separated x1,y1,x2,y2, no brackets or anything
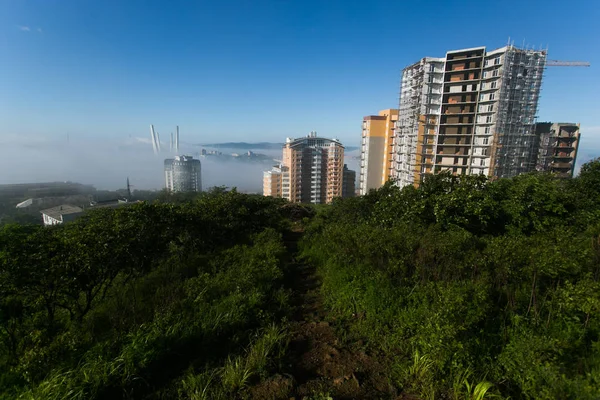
490,81,497,89
479,93,485,101
486,116,493,123
490,93,495,100
484,127,491,134
480,159,486,166
429,64,435,72
494,57,500,65
482,148,488,156
492,69,499,77
487,104,494,112
480,82,486,90
484,59,489,67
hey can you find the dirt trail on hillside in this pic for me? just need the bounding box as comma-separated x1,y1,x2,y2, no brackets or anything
250,230,398,400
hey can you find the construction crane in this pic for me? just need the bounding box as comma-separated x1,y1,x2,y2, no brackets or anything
546,60,590,67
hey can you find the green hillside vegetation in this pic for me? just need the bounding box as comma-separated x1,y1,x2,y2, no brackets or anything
1,160,600,399
0,190,293,399
301,160,600,399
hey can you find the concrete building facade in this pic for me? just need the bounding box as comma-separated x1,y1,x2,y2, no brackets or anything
392,45,546,187
534,122,581,177
359,109,399,195
342,164,356,198
263,132,345,204
164,155,202,192
263,165,290,198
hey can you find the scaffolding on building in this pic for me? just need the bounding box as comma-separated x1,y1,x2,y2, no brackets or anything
393,58,445,187
493,45,546,178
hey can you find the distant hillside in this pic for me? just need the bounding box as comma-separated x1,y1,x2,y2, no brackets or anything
199,142,284,150
200,142,359,152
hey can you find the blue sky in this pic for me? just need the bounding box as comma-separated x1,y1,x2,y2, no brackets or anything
1,0,599,149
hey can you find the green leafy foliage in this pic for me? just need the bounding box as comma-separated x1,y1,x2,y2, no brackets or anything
0,189,292,398
301,160,600,400
3,161,600,399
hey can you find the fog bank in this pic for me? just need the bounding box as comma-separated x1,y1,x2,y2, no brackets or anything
0,137,360,192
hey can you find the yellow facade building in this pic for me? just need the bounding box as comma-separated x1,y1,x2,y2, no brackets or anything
359,109,399,195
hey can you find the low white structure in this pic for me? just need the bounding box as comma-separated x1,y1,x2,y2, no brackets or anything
16,198,34,208
40,205,83,226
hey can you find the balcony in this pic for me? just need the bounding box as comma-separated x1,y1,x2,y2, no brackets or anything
479,85,499,92
437,149,470,156
553,153,573,159
443,95,477,105
447,61,481,72
441,116,474,125
440,122,473,126
437,142,472,147
443,106,475,114
480,73,502,81
445,86,479,94
446,53,484,62
446,73,479,83
557,131,578,139
439,130,473,136
551,162,573,169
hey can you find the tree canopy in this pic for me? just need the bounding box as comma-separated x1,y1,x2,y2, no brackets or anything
301,160,600,399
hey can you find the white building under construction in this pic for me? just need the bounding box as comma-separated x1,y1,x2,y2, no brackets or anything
392,44,547,187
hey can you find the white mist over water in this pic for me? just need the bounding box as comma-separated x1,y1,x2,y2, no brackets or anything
0,136,360,192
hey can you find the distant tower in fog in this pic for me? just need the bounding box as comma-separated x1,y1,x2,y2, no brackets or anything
151,125,180,155
126,177,132,198
164,155,202,192
150,125,161,155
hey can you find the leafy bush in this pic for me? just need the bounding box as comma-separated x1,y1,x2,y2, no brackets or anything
301,161,600,399
0,190,292,398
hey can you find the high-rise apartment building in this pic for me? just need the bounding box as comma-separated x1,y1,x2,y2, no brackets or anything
263,132,345,204
164,155,202,192
534,122,581,177
359,109,399,195
392,45,546,187
342,164,356,198
263,165,290,198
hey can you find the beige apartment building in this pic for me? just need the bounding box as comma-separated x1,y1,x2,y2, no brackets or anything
263,165,289,198
359,109,398,195
263,132,345,204
535,122,581,178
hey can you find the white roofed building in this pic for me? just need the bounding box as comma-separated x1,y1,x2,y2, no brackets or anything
40,205,83,226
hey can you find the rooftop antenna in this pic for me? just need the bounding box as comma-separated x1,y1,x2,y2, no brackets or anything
170,132,174,152
175,126,180,154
